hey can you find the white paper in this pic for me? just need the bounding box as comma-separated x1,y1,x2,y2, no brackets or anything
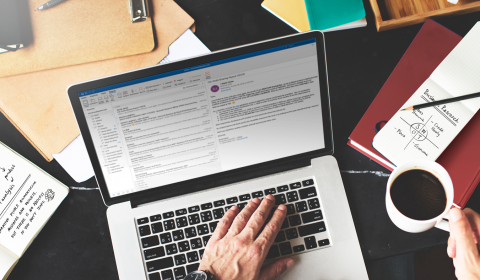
322,17,367,32
160,29,210,64
53,136,94,183
56,30,211,182
373,22,480,166
0,143,68,256
0,247,17,279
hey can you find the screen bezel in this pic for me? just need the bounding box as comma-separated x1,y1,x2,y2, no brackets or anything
68,31,333,206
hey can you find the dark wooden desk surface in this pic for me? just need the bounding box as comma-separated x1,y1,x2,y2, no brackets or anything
2,0,480,279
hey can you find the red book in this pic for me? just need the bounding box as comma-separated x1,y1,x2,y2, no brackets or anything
348,19,480,208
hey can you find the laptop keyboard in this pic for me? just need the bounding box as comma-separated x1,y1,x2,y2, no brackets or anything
136,178,331,280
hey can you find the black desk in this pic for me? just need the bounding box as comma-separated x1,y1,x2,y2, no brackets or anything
2,0,480,279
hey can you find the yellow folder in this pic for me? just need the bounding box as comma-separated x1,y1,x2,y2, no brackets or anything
262,0,367,32
261,0,310,32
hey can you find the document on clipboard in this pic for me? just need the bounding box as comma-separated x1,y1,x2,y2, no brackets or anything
373,22,480,166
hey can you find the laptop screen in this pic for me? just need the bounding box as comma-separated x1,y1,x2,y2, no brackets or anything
77,38,325,198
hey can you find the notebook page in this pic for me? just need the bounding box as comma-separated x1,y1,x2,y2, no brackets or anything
0,143,68,256
0,246,17,279
373,24,480,166
430,22,480,112
373,79,474,166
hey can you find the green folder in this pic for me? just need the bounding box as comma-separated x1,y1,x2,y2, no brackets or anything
304,0,365,30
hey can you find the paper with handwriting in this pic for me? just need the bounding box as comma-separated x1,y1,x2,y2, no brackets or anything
0,143,68,257
373,22,480,166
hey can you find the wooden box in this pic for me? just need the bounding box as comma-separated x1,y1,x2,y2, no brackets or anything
369,0,480,31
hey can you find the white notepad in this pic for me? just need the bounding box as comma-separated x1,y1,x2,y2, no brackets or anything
0,142,69,279
373,22,480,166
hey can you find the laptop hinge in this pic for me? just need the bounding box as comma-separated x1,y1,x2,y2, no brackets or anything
129,158,311,208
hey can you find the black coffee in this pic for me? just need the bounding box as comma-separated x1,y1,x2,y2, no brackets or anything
390,169,447,220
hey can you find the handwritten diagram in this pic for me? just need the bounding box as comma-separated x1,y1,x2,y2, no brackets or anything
399,116,439,150
373,23,480,165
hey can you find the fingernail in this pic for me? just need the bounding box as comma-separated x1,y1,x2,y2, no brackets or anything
265,195,275,201
277,204,287,212
449,208,463,222
230,205,238,211
252,198,260,204
286,259,295,269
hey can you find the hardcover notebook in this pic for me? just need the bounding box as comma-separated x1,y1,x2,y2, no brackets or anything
373,22,480,166
0,142,69,279
348,20,480,208
303,0,365,30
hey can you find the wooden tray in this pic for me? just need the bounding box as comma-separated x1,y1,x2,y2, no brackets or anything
369,0,480,31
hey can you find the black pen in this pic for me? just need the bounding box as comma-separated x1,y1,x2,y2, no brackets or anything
401,91,480,111
35,0,71,11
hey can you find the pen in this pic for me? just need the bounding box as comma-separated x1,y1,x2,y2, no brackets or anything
401,91,480,111
35,0,71,11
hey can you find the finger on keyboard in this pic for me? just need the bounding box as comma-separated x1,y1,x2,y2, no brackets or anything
241,196,275,240
255,204,287,253
211,205,238,242
228,198,261,236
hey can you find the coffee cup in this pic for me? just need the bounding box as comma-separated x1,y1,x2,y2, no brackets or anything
386,160,454,233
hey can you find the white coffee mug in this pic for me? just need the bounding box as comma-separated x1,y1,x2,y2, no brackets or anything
386,160,454,233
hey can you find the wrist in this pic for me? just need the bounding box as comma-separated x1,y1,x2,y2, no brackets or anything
185,269,214,280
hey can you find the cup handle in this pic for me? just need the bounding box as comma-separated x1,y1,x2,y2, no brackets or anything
434,208,451,232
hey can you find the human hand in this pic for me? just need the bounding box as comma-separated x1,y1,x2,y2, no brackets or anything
198,195,294,280
447,208,480,280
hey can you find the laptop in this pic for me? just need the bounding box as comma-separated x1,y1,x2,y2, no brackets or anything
68,31,368,280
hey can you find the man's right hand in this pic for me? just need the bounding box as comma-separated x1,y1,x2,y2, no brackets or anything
447,208,480,280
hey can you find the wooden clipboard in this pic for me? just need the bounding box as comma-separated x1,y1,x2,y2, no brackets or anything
0,0,155,78
0,0,195,161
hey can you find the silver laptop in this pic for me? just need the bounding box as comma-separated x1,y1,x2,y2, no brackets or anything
68,31,368,280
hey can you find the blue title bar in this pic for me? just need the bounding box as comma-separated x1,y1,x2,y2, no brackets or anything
78,38,316,97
